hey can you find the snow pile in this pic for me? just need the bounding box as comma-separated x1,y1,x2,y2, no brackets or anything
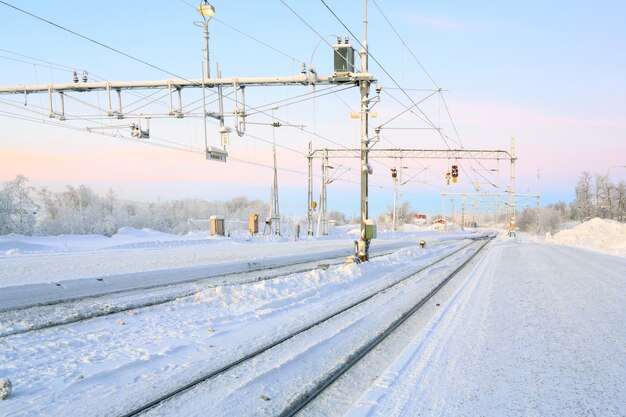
548,218,626,256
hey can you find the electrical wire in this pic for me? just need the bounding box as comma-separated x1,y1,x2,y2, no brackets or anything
246,84,355,116
178,0,301,64
0,1,202,87
371,0,439,90
368,0,513,190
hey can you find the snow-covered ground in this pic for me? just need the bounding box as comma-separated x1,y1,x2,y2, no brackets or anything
0,219,624,416
0,225,467,289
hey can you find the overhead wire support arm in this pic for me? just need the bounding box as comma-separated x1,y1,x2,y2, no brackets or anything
309,148,515,161
0,73,374,95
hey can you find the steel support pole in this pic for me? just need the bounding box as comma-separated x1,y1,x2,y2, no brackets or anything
392,174,398,231
307,141,313,236
322,149,329,236
203,22,210,79
359,0,370,261
461,196,466,231
509,137,516,235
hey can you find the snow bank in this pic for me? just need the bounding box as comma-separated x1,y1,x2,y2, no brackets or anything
548,218,626,257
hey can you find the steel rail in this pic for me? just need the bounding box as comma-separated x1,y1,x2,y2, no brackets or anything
117,236,490,417
280,235,493,417
0,244,410,338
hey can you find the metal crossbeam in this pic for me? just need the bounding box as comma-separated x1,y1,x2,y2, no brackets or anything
310,148,515,161
442,192,540,198
0,73,373,95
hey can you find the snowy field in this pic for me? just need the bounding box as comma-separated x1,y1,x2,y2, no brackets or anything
0,219,624,416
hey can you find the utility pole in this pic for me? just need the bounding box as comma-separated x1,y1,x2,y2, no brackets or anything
451,197,455,226
269,108,281,236
197,1,214,79
320,149,330,236
358,0,372,261
461,195,466,230
509,136,517,236
316,160,324,237
536,168,541,233
307,140,313,236
391,166,398,231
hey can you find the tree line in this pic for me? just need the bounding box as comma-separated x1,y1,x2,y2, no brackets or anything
0,175,268,236
2,171,624,236
516,171,626,233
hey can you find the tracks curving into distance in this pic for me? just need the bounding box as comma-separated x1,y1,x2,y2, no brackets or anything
119,234,494,417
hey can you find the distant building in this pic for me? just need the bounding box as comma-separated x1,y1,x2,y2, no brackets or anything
414,213,427,224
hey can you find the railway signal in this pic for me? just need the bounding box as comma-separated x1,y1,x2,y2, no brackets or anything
451,164,458,183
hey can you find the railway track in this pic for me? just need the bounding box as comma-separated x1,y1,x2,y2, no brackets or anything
0,242,414,337
117,234,493,417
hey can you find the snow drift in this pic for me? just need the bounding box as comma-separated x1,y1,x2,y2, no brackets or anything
548,217,626,256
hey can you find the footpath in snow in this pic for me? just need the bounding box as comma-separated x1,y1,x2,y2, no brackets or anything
347,237,626,416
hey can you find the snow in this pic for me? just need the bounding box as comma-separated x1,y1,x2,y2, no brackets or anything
547,217,626,256
347,239,626,417
0,222,624,416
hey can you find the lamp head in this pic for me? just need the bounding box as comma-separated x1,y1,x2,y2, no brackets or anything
198,2,215,17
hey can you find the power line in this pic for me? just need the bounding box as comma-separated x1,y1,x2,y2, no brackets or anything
368,0,512,190
0,1,199,85
178,0,302,64
371,0,439,90
317,0,464,151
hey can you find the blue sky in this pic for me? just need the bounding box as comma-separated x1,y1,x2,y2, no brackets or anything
1,0,624,218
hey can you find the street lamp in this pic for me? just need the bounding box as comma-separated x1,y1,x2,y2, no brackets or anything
197,1,215,79
198,2,215,17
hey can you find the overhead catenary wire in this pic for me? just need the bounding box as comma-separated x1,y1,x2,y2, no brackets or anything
314,0,510,195
369,0,512,190
370,0,439,90
178,0,302,64
246,84,356,116
1,1,496,202
1,1,359,154
0,1,202,87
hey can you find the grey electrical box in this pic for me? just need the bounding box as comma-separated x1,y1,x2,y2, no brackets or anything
364,219,377,240
333,42,355,76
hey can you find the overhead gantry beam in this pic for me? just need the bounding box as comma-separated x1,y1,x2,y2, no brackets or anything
0,73,374,94
309,148,515,161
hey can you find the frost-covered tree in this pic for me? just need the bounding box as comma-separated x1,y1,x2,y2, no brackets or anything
328,210,347,225
377,201,414,230
573,172,593,222
0,175,37,235
516,208,537,233
539,207,562,234
615,181,626,222
516,206,561,234
594,174,613,219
